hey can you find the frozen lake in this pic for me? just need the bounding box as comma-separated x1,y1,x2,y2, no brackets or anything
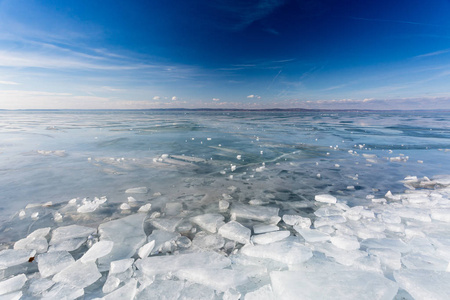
0,110,449,299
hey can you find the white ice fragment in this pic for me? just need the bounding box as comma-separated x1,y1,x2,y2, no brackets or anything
138,240,156,259
330,235,360,250
97,214,147,269
53,261,101,289
248,199,269,205
135,251,231,276
0,274,27,296
18,210,25,218
314,194,337,204
236,155,242,160
361,238,411,253
0,249,36,269
135,280,184,299
14,227,50,253
313,242,366,266
151,217,183,232
41,282,83,300
271,270,398,300
37,251,75,277
138,203,152,213
431,209,450,222
28,278,55,296
102,276,120,294
394,269,450,300
110,258,134,274
245,284,274,300
31,212,39,220
401,253,448,271
294,227,330,243
49,224,96,252
192,233,225,250
367,248,401,270
175,268,249,292
77,196,107,213
241,240,312,265
314,215,347,228
282,215,311,228
54,212,63,222
102,278,137,300
253,224,279,234
231,203,280,224
147,230,180,255
314,206,344,217
252,230,290,244
219,200,230,211
80,240,114,263
127,196,136,203
120,203,131,210
125,187,148,194
190,213,225,233
223,289,241,300
218,221,251,244
164,202,183,215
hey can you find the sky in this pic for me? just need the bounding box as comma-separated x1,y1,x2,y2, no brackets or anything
0,0,450,110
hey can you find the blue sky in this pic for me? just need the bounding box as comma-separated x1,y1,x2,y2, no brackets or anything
0,0,449,109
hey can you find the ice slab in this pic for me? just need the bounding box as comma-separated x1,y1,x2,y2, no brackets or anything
135,251,231,276
138,203,152,213
179,283,216,300
41,282,83,300
253,224,279,234
401,253,448,271
138,240,156,259
394,269,450,300
102,278,137,300
97,214,147,269
80,240,114,263
231,203,280,224
241,240,312,265
0,274,27,296
314,206,344,217
314,194,337,204
294,227,330,243
245,284,274,300
37,250,75,277
151,217,183,232
175,268,249,292
314,215,347,228
0,249,36,269
135,280,184,300
330,235,360,250
49,224,96,252
218,221,251,244
110,258,134,274
125,187,148,194
368,248,401,270
361,238,411,253
251,230,290,245
282,215,311,228
271,270,398,300
313,242,366,266
53,261,101,289
192,233,225,250
190,214,225,233
28,278,55,296
431,209,450,222
14,227,50,253
77,196,107,213
147,230,181,255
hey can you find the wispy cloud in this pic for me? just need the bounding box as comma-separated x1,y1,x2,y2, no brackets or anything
247,94,261,99
0,80,19,85
212,98,220,101
414,49,450,59
350,16,448,28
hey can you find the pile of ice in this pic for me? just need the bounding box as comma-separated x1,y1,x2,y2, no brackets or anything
1,175,450,299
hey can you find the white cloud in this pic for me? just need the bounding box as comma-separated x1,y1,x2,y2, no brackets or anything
153,96,161,100
102,86,124,92
247,94,261,99
171,96,178,101
0,80,19,85
212,98,220,101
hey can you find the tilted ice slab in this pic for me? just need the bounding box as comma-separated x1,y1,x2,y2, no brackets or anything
80,240,114,263
0,274,27,296
0,249,36,269
37,250,75,277
14,227,50,253
49,224,96,252
394,269,450,300
135,280,184,300
231,203,280,224
251,230,291,245
151,217,183,232
294,227,330,243
360,238,411,253
147,229,181,255
135,251,231,276
97,214,147,270
190,213,225,233
101,278,137,300
175,268,250,292
125,187,148,194
77,196,107,213
314,194,337,204
41,282,84,300
271,270,398,300
218,221,251,244
52,260,101,289
241,239,312,265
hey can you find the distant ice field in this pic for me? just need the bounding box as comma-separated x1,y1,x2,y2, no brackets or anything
0,110,449,299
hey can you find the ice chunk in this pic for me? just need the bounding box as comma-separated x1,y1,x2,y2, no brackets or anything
53,261,101,289
218,221,251,244
431,208,450,222
245,284,274,300
147,230,181,255
37,251,75,277
179,283,216,300
271,270,398,300
394,269,450,300
135,280,184,300
314,194,337,204
361,238,411,253
138,203,152,213
253,224,279,234
151,217,183,232
190,214,225,233
77,196,107,213
401,253,448,271
192,233,225,250
368,248,401,270
164,202,183,216
175,268,249,292
120,203,131,210
49,224,96,252
314,206,343,217
0,249,36,269
330,235,360,250
14,227,50,253
231,203,280,224
28,278,55,296
223,289,241,300
41,282,83,300
0,274,27,296
102,276,120,294
135,251,230,276
282,215,311,228
252,230,290,244
125,187,148,194
138,240,156,259
241,240,312,265
313,242,366,266
97,214,146,269
294,227,330,243
314,215,346,228
80,240,114,263
102,278,137,300
110,258,134,274
219,200,230,211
